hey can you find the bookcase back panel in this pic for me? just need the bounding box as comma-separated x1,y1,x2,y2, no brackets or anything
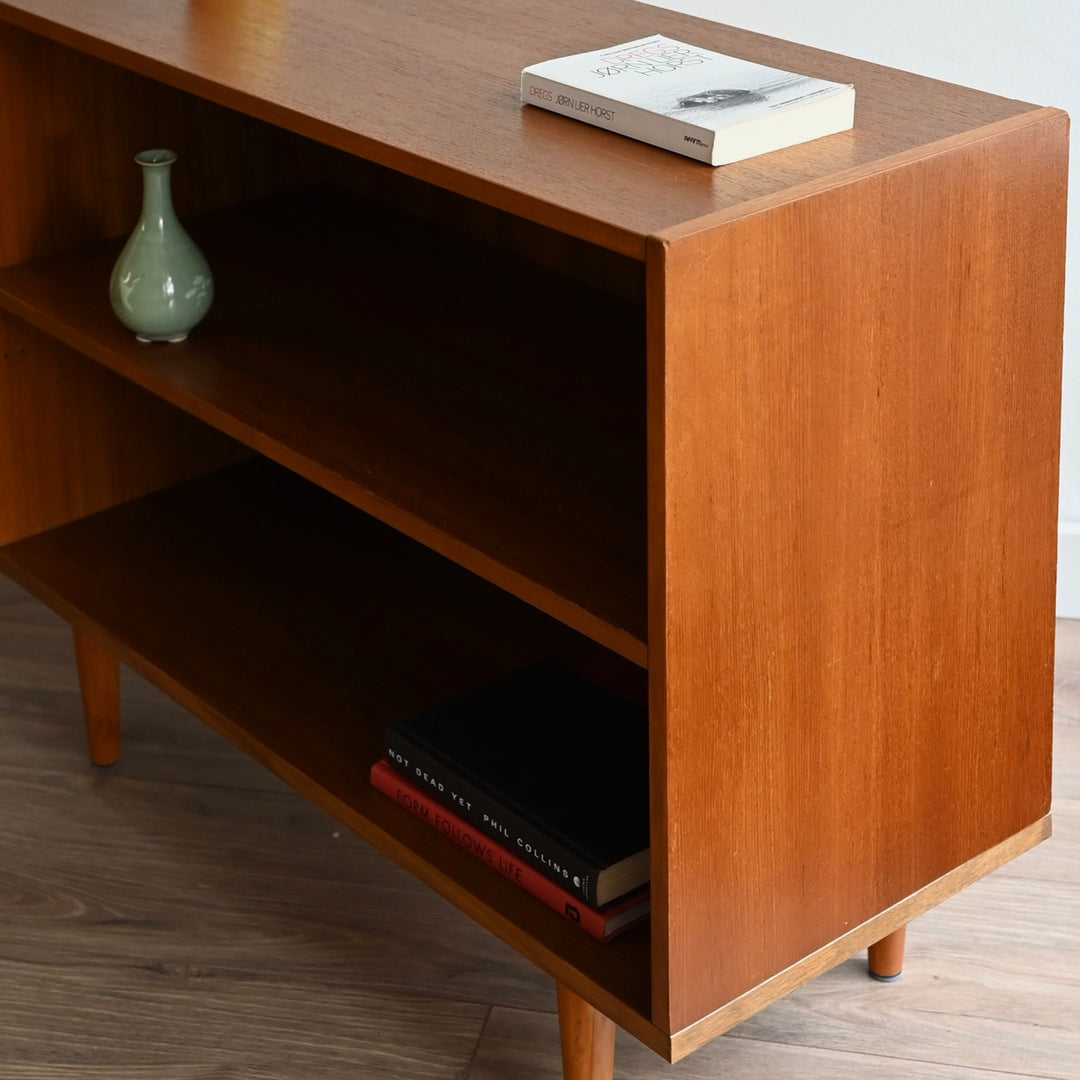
0,22,291,540
648,111,1067,1031
0,313,243,545
0,21,331,269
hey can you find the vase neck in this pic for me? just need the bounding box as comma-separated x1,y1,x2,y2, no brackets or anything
139,160,176,230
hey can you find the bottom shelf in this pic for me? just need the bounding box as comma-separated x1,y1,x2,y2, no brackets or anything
0,458,656,1044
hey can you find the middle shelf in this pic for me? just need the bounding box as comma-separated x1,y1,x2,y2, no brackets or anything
0,187,648,663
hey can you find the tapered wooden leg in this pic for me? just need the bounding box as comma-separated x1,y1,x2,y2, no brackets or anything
72,627,121,767
557,982,615,1080
868,925,907,981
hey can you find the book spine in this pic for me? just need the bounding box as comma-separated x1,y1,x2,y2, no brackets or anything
371,761,646,940
384,729,600,905
519,72,715,164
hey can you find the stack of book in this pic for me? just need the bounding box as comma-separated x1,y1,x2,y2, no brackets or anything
371,660,650,941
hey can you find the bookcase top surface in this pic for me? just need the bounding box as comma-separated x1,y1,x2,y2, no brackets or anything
0,0,1039,255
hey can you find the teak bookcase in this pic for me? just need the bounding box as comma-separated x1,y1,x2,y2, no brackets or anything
0,0,1067,1075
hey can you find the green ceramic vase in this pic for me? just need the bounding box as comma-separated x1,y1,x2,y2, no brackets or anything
109,149,213,343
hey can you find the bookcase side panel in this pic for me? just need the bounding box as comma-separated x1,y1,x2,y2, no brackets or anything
649,111,1068,1032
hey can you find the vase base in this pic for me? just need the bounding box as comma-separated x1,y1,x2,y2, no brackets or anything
135,332,189,344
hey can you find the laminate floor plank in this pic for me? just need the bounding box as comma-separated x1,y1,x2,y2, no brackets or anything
1,575,1077,1079
0,576,551,1076
0,764,553,1008
470,1005,1060,1080
725,882,1080,1078
0,957,488,1079
0,773,536,1075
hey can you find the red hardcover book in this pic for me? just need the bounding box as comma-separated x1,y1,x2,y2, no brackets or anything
370,760,649,941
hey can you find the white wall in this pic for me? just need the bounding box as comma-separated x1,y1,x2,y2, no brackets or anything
646,0,1080,616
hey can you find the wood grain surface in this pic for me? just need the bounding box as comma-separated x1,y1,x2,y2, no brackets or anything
558,983,616,1080
0,574,1076,1077
72,624,121,767
0,0,1042,255
0,313,243,547
648,107,1067,1031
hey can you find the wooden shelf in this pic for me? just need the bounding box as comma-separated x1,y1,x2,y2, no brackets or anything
0,189,648,664
0,457,657,1044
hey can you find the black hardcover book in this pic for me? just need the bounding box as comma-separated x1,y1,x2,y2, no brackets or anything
383,661,649,908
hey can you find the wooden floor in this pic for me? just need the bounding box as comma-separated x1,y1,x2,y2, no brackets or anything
0,572,1077,1079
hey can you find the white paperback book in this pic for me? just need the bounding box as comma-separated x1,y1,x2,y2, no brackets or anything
520,35,854,166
